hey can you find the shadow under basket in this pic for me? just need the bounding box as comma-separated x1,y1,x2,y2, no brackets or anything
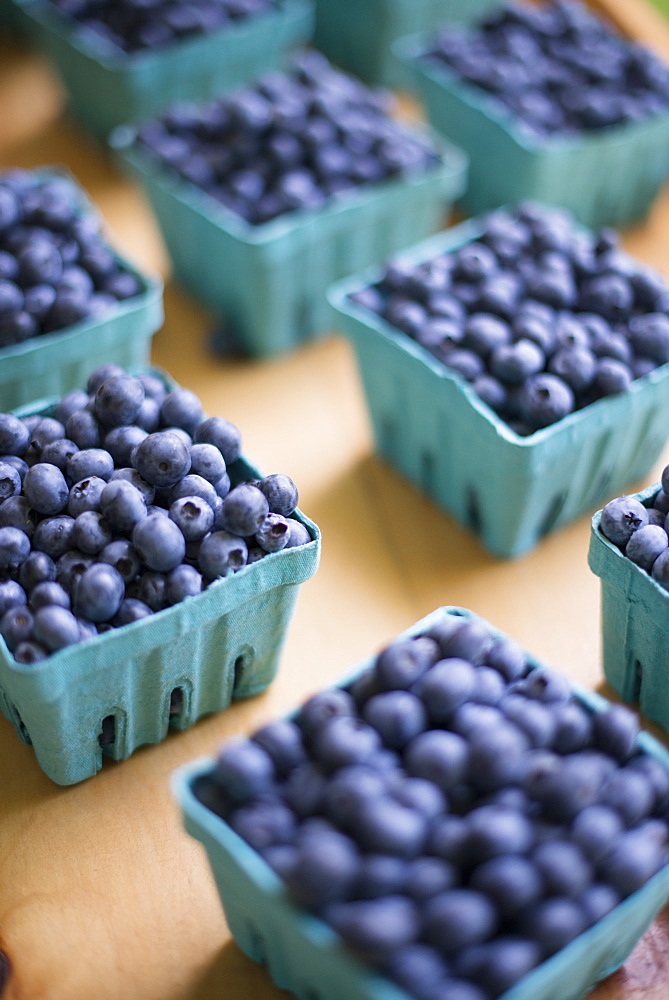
328,220,669,559
589,485,669,733
11,0,314,138
0,384,321,786
394,33,669,230
173,605,669,1000
110,125,467,358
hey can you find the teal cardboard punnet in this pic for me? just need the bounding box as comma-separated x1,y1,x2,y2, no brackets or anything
0,373,321,786
173,606,669,1000
110,124,467,358
11,0,314,138
0,168,163,412
313,0,499,88
589,486,669,732
394,32,669,229
328,219,669,559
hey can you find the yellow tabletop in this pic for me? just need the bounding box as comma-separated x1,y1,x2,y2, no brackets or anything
2,2,669,998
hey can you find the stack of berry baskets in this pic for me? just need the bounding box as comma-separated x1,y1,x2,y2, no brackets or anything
394,0,669,228
110,49,468,357
328,201,669,558
589,462,669,735
0,365,320,785
11,0,314,138
0,166,163,411
174,606,669,1000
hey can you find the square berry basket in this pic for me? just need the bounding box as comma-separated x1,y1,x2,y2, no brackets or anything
173,606,669,1000
327,218,669,559
11,0,313,139
0,371,321,786
393,28,669,230
589,484,669,732
313,0,499,87
0,168,163,412
110,119,466,358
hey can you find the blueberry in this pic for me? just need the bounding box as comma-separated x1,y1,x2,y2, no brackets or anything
384,943,449,997
600,768,655,826
18,550,56,591
628,313,669,364
73,562,125,622
159,388,204,433
67,476,106,517
132,431,192,488
0,579,26,616
312,714,382,771
100,479,148,532
220,483,269,536
165,563,203,604
165,473,218,511
188,442,226,485
468,723,529,792
194,416,242,464
548,346,597,392
254,512,289,553
327,896,420,961
594,357,633,396
533,840,592,897
135,571,167,611
198,530,248,578
0,605,34,652
113,598,153,626
519,897,586,956
598,824,668,897
625,523,668,571
470,855,542,916
363,690,427,749
229,798,297,855
463,314,512,358
252,719,306,778
416,659,477,723
405,729,468,791
255,473,299,516
66,447,114,484
169,495,214,541
516,373,575,430
0,414,30,457
132,513,186,572
71,511,112,554
109,467,155,505
66,409,102,450
0,461,22,501
592,703,639,760
23,463,69,515
424,890,498,953
489,339,545,384
33,604,80,651
13,640,47,664
40,438,79,474
213,738,275,801
600,496,649,546
297,688,356,739
30,580,70,611
104,425,148,467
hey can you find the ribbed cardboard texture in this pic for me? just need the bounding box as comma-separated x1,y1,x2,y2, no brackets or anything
174,606,669,1000
395,33,669,229
589,485,669,732
0,378,321,785
0,167,163,412
328,220,669,558
110,125,467,358
313,0,499,87
11,0,314,138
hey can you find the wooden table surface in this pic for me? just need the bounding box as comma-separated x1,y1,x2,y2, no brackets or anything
2,3,669,999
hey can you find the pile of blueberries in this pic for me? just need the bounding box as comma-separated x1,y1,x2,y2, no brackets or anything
0,364,310,663
45,0,278,55
135,50,440,226
197,611,669,1000
599,463,669,588
350,201,669,434
0,169,143,349
424,0,669,138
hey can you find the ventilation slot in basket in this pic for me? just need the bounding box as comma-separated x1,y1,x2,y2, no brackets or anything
420,450,435,493
16,714,31,746
539,493,567,537
246,922,266,964
631,658,643,705
99,715,116,748
169,687,184,722
466,487,482,533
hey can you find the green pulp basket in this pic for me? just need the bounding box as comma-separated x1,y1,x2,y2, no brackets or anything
589,485,669,734
328,220,669,558
395,32,669,229
174,606,669,1000
313,0,500,87
0,168,163,412
12,0,314,138
0,377,321,786
110,125,467,358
